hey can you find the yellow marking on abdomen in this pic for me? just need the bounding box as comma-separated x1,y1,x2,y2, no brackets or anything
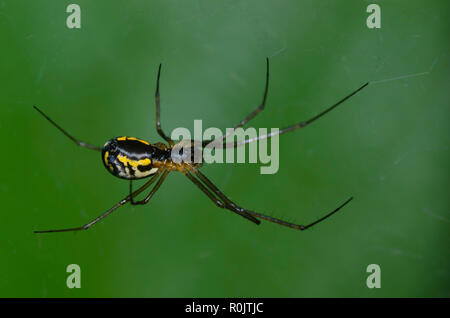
116,136,150,145
104,151,115,172
117,154,152,168
127,137,150,145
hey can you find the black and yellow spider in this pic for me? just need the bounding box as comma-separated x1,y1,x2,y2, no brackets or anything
33,58,368,233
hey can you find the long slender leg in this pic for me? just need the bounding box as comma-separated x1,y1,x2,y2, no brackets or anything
182,168,260,225
231,57,270,129
183,166,260,224
33,106,101,152
242,197,353,230
155,64,173,145
129,169,162,205
34,171,168,234
220,82,369,148
203,58,270,147
188,166,252,213
130,169,169,205
187,166,352,231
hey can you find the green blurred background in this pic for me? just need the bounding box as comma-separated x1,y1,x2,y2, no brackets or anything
1,0,448,297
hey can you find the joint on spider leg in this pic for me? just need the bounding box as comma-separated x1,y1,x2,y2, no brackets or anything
129,193,137,205
225,202,238,210
226,204,247,215
130,198,145,205
120,199,128,205
216,200,225,208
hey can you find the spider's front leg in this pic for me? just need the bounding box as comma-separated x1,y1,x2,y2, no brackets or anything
182,168,261,225
184,166,353,231
154,64,173,145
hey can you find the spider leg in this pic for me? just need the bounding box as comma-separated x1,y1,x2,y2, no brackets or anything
33,106,101,152
223,82,369,148
203,58,269,147
182,167,260,225
155,64,173,145
232,57,269,128
129,168,169,205
34,170,166,234
187,166,352,231
235,197,353,230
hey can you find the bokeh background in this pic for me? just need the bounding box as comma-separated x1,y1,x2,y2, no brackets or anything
1,0,448,297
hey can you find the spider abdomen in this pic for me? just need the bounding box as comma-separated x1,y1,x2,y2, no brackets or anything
101,136,169,180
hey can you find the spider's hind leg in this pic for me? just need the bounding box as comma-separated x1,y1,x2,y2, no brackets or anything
33,106,101,152
129,169,168,205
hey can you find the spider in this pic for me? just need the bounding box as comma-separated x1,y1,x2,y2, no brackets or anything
33,58,368,233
